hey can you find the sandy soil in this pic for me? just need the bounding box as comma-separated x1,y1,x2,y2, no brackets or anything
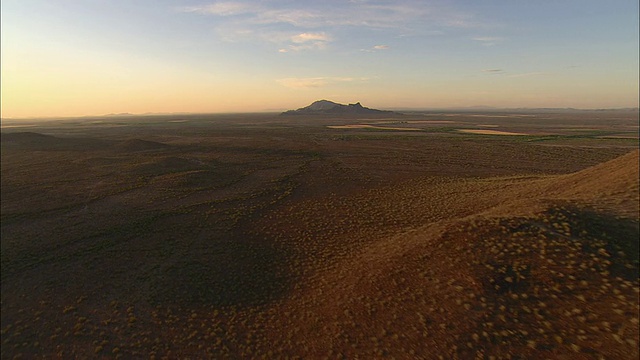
458,129,528,136
327,124,422,131
405,120,456,124
0,124,38,128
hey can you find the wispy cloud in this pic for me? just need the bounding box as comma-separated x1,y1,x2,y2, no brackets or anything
277,77,328,88
277,77,367,89
291,32,330,43
360,44,390,52
473,36,504,46
480,69,548,78
508,72,549,78
474,36,502,42
288,42,329,52
445,14,479,28
275,32,332,52
180,1,495,50
182,2,254,16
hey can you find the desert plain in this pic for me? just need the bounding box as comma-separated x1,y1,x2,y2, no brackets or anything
1,109,639,358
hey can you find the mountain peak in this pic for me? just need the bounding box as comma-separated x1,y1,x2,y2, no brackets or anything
281,100,394,115
307,100,341,111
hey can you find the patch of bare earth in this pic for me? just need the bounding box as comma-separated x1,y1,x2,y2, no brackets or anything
458,129,528,136
327,124,422,131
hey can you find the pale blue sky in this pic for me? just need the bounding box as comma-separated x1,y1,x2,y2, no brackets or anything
1,0,638,117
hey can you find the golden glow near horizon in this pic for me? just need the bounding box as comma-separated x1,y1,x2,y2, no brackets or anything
1,1,638,118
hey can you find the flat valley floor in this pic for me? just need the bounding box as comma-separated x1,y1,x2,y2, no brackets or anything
1,110,639,358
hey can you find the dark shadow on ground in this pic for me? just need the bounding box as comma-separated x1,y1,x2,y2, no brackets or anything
543,203,639,280
148,233,292,308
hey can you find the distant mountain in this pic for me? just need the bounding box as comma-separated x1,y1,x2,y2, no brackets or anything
105,112,135,117
281,100,395,115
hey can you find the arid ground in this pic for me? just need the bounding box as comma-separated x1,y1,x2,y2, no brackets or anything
1,110,639,358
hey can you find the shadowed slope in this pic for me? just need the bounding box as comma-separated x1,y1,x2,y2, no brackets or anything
1,132,110,150
115,138,170,152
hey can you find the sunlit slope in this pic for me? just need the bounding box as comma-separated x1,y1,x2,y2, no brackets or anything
267,150,639,359
550,149,639,217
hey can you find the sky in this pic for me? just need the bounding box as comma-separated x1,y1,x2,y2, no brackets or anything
1,0,639,118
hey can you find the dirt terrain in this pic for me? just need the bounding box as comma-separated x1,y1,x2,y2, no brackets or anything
1,110,638,358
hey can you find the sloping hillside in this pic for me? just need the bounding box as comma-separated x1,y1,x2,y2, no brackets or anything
550,149,639,217
259,150,639,358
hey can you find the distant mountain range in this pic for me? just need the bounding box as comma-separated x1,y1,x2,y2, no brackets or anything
392,106,640,113
281,100,395,115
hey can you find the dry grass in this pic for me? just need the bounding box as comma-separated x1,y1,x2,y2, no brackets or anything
1,111,638,358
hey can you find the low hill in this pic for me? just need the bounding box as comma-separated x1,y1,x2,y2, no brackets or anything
1,133,169,153
550,149,639,216
114,138,170,152
281,100,396,115
1,132,60,146
1,132,109,150
477,150,640,219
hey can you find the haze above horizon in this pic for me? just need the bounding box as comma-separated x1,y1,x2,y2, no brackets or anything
1,0,638,118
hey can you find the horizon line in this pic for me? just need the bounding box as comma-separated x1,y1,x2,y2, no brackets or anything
2,106,639,121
